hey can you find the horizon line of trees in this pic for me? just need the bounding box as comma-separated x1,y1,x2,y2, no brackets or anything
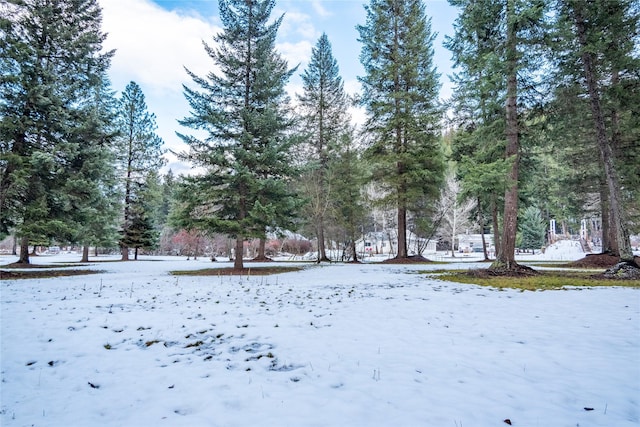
1,0,638,271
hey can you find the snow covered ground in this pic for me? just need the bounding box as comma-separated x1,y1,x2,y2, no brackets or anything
1,247,638,426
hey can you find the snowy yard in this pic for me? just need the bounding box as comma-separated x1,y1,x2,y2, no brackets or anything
1,252,639,427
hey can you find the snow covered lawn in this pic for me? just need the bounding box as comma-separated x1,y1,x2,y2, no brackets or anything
1,255,639,426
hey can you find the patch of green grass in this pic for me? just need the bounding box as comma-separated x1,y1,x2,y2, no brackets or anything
424,269,640,290
525,262,597,269
170,266,304,276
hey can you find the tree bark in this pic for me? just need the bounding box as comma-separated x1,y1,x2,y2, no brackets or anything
234,236,244,270
350,239,358,263
599,175,613,254
397,205,408,258
18,236,30,264
478,197,489,261
81,245,89,263
491,195,501,257
392,9,407,260
252,237,271,261
121,246,129,261
573,2,633,263
316,221,330,262
492,0,520,270
450,206,457,257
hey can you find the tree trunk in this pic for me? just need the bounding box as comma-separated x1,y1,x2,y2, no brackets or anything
491,195,501,257
450,206,457,257
251,237,270,261
391,9,408,260
492,0,520,270
397,205,408,258
134,247,139,261
573,2,633,263
234,236,244,270
599,175,613,254
81,245,89,263
121,246,129,261
316,221,329,262
18,236,30,264
478,197,489,261
351,239,358,263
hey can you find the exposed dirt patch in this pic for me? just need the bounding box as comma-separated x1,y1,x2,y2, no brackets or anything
0,269,102,280
381,255,433,264
247,256,274,262
170,266,304,276
473,263,538,278
1,262,89,269
567,253,640,269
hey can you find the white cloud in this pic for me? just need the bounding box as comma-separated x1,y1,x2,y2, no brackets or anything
101,0,219,95
277,40,314,71
277,10,319,41
343,78,362,97
344,79,366,129
99,0,364,174
100,0,222,173
311,0,332,18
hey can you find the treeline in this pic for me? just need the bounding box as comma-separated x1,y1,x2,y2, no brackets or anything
1,0,637,270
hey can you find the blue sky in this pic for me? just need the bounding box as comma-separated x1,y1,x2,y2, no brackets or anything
100,0,459,173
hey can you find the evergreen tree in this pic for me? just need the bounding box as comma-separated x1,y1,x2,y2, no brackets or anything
357,0,444,260
519,206,546,251
449,129,508,259
176,0,299,270
0,0,113,263
297,33,351,262
120,180,159,260
444,0,509,258
66,78,121,262
115,81,165,261
551,0,638,266
160,169,176,225
446,0,547,271
327,132,368,262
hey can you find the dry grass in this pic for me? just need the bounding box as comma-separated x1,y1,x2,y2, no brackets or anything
425,269,640,290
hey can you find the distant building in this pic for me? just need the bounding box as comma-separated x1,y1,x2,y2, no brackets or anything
356,231,437,257
457,233,494,254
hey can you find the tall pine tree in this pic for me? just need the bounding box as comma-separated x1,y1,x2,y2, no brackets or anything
0,0,114,263
552,0,638,267
175,0,299,270
297,33,351,262
67,78,120,262
446,0,547,271
115,81,165,261
357,0,444,260
519,206,546,251
328,132,369,262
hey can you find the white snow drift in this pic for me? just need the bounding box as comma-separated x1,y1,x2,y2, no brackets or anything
1,252,638,426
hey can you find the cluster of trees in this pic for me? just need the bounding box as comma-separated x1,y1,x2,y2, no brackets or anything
1,0,165,263
446,0,638,270
1,0,637,272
